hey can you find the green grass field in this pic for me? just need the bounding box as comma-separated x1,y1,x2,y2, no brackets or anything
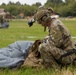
0,19,76,47
0,20,48,48
0,19,76,75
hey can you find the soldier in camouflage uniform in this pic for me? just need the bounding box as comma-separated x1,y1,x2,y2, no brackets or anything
28,7,76,69
0,15,9,28
0,15,4,24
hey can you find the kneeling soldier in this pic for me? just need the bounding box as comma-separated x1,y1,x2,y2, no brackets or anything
28,7,76,69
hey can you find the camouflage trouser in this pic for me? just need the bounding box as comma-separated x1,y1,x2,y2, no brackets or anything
38,42,60,69
38,41,76,69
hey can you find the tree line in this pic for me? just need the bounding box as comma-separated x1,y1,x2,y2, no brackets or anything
0,0,76,18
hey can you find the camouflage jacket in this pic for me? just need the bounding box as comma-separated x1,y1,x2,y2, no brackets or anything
46,18,76,65
48,18,73,50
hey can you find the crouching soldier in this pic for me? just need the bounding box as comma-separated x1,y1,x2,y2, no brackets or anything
28,7,76,69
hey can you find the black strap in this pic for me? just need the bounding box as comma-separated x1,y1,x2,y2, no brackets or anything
59,49,76,61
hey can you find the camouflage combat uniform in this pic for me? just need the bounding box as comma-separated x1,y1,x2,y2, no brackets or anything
33,8,76,69
0,15,4,24
39,18,76,69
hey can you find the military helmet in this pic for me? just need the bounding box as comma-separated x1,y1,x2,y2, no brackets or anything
34,10,50,23
34,7,54,23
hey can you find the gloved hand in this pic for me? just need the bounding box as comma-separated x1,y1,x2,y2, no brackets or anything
43,36,50,43
28,19,35,27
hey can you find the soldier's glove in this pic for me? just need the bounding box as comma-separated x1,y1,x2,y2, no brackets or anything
43,36,49,43
28,19,35,27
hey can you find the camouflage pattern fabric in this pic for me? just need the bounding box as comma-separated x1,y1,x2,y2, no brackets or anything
29,7,76,69
39,42,60,69
23,40,43,68
0,15,4,24
34,7,54,24
38,18,76,69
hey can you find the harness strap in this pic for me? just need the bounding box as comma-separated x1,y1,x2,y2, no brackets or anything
59,49,76,61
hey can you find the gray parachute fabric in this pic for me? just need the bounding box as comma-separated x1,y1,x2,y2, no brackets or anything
0,41,34,68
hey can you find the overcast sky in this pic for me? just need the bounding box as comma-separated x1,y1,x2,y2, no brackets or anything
0,0,47,5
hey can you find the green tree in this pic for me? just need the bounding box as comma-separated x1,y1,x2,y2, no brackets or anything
32,2,42,7
0,0,76,17
15,1,21,6
7,1,15,5
45,0,63,7
6,5,19,16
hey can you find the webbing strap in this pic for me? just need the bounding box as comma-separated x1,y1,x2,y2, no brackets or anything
59,49,76,61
